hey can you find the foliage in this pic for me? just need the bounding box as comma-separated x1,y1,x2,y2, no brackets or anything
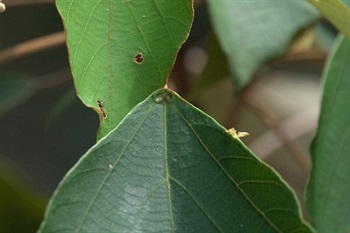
207,0,318,89
38,89,312,232
307,0,350,39
56,0,193,140
0,0,349,232
306,35,350,233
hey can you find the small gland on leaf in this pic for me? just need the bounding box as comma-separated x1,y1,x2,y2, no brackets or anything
133,53,144,64
153,89,173,104
227,128,249,138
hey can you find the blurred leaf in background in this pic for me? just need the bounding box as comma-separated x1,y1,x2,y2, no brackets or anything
307,0,350,39
206,0,318,90
0,158,47,233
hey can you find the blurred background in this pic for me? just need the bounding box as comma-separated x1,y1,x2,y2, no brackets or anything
0,0,338,232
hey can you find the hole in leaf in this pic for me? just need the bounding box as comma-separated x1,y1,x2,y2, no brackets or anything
133,53,144,64
97,99,107,119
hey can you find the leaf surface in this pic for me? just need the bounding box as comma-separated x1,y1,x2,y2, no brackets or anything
307,0,350,39
206,0,318,90
306,35,350,233
56,0,193,139
39,89,313,233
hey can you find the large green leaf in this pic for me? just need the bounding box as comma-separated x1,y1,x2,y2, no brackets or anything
56,0,193,139
307,0,350,39
306,35,350,233
39,89,313,232
206,0,318,90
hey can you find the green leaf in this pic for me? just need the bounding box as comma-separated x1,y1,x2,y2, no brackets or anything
206,0,318,90
307,0,350,39
306,35,350,233
341,0,350,8
39,89,313,232
56,0,193,140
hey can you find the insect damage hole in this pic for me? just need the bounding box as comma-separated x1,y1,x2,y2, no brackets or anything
97,99,107,119
133,53,144,64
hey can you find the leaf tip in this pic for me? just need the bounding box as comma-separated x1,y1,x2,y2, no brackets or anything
153,89,174,104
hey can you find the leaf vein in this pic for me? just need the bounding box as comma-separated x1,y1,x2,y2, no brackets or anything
74,102,156,232
169,177,224,233
171,104,281,233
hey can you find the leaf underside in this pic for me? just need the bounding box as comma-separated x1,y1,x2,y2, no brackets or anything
56,0,193,139
39,89,312,233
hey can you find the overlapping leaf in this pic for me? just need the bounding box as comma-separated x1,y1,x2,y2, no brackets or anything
56,0,193,139
207,0,318,90
39,89,313,233
306,35,350,233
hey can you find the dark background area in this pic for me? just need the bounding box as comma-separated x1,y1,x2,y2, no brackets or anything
0,3,98,194
0,3,99,232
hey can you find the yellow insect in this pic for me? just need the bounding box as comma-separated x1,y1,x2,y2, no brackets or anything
226,128,249,138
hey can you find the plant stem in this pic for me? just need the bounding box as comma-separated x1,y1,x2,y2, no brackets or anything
0,31,65,65
243,91,312,174
3,0,54,7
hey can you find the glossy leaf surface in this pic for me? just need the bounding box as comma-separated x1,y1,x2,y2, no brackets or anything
306,35,350,233
39,89,313,233
56,0,193,139
207,0,318,90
